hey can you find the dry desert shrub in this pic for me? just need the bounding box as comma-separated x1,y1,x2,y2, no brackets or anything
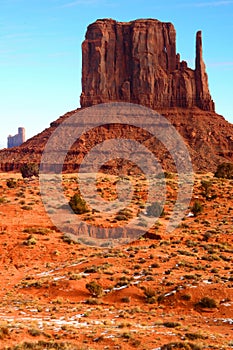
20,163,39,179
5,341,79,349
69,192,89,214
6,178,17,188
214,162,233,179
195,296,218,309
0,325,9,339
161,342,202,350
86,280,103,297
191,201,203,216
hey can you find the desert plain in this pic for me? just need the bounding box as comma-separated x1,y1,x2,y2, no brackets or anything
0,171,232,349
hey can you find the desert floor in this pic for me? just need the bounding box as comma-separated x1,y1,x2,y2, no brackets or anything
0,172,232,349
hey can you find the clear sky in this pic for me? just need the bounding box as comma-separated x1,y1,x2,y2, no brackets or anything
1,0,233,148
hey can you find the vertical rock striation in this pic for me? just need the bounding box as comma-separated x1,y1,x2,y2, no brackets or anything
80,18,215,111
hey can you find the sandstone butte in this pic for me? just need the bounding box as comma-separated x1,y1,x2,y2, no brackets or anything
81,18,214,111
0,18,232,172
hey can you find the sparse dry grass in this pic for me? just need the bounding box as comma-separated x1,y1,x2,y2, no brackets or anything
0,172,232,349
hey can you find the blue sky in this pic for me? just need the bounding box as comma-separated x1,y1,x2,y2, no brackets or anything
1,0,233,148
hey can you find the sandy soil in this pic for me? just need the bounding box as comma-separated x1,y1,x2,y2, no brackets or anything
0,172,232,349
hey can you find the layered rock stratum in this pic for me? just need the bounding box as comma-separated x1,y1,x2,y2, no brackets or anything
0,18,232,173
80,19,214,111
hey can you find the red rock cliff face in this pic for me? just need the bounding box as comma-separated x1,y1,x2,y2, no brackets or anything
80,18,215,111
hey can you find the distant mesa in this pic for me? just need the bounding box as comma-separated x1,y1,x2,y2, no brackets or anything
81,18,214,111
7,127,25,149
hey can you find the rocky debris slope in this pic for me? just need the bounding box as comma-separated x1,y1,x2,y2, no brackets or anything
80,19,214,111
0,107,232,173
